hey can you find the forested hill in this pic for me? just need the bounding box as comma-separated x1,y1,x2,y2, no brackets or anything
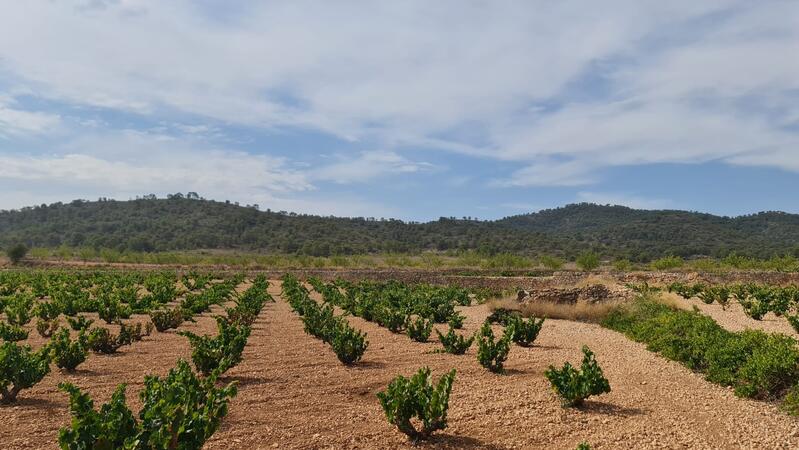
1,198,798,261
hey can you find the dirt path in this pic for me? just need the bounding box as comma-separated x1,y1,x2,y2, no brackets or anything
2,281,799,449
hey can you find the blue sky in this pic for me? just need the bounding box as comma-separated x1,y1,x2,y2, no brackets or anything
1,1,799,221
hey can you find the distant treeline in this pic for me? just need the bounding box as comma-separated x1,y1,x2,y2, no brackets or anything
2,195,799,262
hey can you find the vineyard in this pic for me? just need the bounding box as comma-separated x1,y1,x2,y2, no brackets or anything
1,269,799,448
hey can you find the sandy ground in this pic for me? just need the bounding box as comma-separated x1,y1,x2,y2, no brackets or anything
2,281,799,449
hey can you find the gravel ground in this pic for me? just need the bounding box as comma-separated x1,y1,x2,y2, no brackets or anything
2,281,798,449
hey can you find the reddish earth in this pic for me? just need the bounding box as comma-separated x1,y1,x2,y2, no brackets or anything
2,281,798,449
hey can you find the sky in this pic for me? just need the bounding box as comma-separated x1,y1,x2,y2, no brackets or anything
1,1,799,221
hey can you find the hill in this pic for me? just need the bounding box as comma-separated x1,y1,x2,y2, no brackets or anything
1,197,798,261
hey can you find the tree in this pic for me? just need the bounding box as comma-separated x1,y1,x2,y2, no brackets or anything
576,251,600,271
6,244,28,265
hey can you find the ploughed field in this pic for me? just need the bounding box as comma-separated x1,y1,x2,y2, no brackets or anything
1,270,798,449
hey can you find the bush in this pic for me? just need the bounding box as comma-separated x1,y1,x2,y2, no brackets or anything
650,255,684,271
447,312,465,329
34,301,61,321
36,318,60,338
0,322,29,342
603,298,799,402
179,317,251,376
58,360,237,448
486,308,520,325
377,307,407,333
331,324,368,365
6,244,28,265
539,255,564,270
406,316,433,343
377,367,456,442
86,327,129,354
476,321,511,373
436,326,474,355
545,346,610,407
66,315,94,332
0,341,51,403
576,251,600,271
4,294,34,326
506,315,545,347
50,328,89,372
149,307,184,332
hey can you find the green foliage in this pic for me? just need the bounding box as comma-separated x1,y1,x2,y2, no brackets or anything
476,321,511,373
486,308,520,325
506,315,544,347
0,322,29,342
539,254,565,270
650,255,684,270
179,317,251,376
86,327,130,354
0,341,51,403
66,315,94,332
436,326,473,355
36,318,60,338
576,442,592,450
6,243,28,265
35,300,62,321
97,293,133,324
575,251,600,271
376,367,456,442
58,360,237,449
447,312,465,329
406,316,433,343
330,324,368,365
545,346,611,407
603,298,799,401
4,293,34,326
612,259,633,271
149,307,184,332
50,328,89,372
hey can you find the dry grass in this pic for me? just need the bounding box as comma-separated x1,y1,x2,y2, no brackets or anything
487,289,688,323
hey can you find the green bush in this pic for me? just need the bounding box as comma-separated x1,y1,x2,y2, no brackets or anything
0,341,51,403
406,316,433,343
603,298,799,402
436,327,474,355
377,367,456,442
486,308,520,325
539,255,564,270
476,321,511,373
58,360,237,448
506,315,545,347
86,327,128,354
36,318,60,338
50,328,89,372
34,301,62,321
545,346,611,407
179,317,251,376
6,244,28,265
149,307,185,332
331,324,368,365
66,315,94,332
4,293,34,326
377,307,406,333
447,312,465,329
97,294,132,324
650,255,684,271
0,322,29,342
576,251,600,271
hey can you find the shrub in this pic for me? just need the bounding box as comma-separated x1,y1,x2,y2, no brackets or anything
788,315,799,334
0,341,51,403
506,315,545,347
34,301,61,321
545,346,611,407
58,360,237,448
97,294,132,324
576,443,592,450
476,321,511,373
6,244,28,265
4,294,34,326
377,367,456,442
650,255,684,271
447,312,465,329
86,327,128,354
406,316,433,343
0,322,29,342
36,318,60,338
576,251,600,271
149,307,184,332
66,315,94,332
331,324,368,365
539,255,564,270
50,328,89,372
179,317,251,376
377,307,407,333
486,308,520,325
436,326,474,355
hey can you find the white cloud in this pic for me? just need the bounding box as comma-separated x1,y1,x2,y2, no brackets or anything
0,97,61,137
312,151,434,184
